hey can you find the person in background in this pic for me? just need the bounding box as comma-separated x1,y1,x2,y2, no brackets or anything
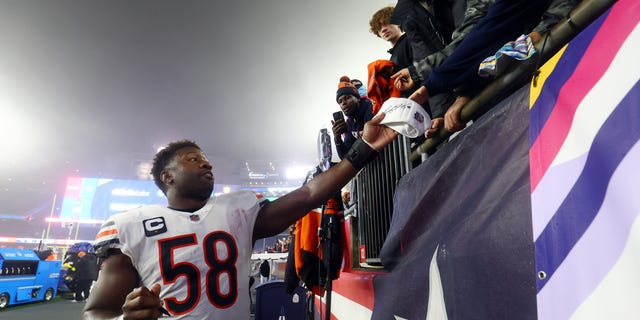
350,78,368,98
390,0,493,121
74,251,99,302
403,0,574,137
367,5,411,113
259,259,271,283
369,5,412,74
367,5,418,122
83,115,397,319
332,76,375,159
389,0,494,95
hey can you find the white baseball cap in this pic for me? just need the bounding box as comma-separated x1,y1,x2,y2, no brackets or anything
379,97,430,138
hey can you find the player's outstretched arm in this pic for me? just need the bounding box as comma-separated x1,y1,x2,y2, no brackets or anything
253,113,398,241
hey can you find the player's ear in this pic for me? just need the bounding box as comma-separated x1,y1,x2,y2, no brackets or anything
161,170,174,186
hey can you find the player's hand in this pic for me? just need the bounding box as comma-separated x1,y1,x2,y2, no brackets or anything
391,68,414,91
362,112,398,150
121,283,164,319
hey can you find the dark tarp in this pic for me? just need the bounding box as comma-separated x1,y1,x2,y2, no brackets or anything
372,85,537,319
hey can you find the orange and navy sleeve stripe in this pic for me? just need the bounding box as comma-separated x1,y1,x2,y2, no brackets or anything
93,220,121,257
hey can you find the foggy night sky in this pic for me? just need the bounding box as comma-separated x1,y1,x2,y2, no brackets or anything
0,0,394,214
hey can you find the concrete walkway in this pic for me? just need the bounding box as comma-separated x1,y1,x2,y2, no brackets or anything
0,297,85,320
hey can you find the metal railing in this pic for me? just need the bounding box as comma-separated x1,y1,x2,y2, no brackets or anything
351,136,413,266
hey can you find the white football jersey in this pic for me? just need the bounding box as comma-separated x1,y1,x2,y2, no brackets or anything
94,190,263,319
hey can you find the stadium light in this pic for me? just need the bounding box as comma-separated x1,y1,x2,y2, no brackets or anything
285,165,311,180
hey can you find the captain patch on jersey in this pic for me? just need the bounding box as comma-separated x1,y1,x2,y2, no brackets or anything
143,217,167,237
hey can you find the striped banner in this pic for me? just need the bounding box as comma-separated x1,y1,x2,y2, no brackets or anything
529,0,640,318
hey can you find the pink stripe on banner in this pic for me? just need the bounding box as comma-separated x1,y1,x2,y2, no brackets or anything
537,141,640,320
529,2,639,192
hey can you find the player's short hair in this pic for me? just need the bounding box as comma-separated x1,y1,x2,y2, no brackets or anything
151,139,201,193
